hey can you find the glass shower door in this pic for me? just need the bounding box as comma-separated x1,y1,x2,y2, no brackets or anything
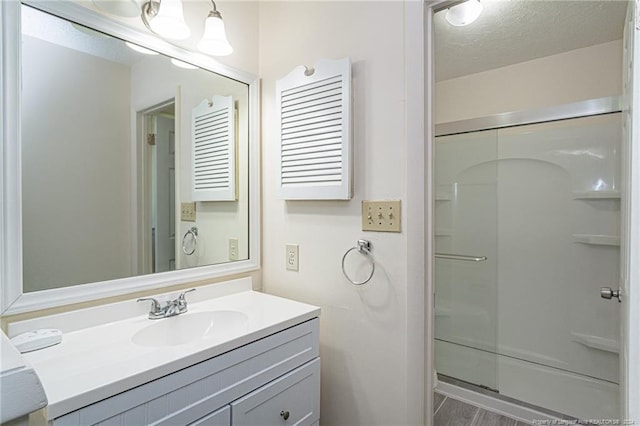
434,129,499,390
434,113,621,419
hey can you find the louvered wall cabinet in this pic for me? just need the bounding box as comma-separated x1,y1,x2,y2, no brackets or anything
192,95,237,202
276,58,352,200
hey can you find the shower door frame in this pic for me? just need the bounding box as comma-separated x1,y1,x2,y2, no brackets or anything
424,0,640,422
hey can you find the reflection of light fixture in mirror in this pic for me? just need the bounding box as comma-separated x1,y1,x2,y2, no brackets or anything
125,42,159,55
141,0,191,40
71,23,110,38
197,1,233,56
171,58,198,69
446,0,483,27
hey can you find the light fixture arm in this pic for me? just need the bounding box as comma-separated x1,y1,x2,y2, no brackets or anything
140,0,160,34
208,0,222,19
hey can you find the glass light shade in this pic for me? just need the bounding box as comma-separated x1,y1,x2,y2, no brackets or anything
446,0,483,27
149,0,190,40
197,15,233,56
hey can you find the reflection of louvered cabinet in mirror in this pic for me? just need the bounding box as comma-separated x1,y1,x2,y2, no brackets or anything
192,96,237,201
276,58,352,200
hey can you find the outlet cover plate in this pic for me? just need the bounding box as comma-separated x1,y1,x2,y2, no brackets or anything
286,244,299,271
362,200,401,232
181,202,196,222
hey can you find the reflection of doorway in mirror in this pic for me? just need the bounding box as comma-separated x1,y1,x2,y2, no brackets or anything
154,114,176,273
143,102,177,274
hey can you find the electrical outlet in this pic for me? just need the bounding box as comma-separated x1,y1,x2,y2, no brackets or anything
181,202,196,222
286,244,299,271
229,238,239,261
362,200,401,232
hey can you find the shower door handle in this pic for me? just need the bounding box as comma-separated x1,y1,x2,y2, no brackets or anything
600,287,621,302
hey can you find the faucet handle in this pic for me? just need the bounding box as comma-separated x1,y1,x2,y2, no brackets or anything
137,297,163,314
176,288,196,310
177,288,196,302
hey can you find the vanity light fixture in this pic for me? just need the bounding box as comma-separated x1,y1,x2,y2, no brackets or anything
141,0,191,40
445,0,483,27
140,0,233,56
197,1,233,56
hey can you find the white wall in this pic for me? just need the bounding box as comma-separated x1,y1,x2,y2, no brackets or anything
21,36,132,292
436,40,623,124
259,2,423,424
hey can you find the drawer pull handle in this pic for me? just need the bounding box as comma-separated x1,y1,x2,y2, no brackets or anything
280,410,290,420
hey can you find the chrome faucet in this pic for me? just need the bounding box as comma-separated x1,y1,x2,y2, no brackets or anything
138,288,196,320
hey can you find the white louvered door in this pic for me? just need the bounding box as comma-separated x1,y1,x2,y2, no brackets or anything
192,95,236,201
276,58,352,200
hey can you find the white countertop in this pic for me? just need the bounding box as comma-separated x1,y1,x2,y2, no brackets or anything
19,286,320,420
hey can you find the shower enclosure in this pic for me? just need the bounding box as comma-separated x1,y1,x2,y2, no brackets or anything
434,98,621,420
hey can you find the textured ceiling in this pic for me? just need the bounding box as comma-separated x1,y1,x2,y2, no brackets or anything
435,0,628,82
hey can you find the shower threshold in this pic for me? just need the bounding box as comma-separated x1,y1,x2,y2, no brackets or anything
437,374,578,423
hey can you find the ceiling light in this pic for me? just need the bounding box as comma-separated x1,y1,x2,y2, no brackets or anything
197,1,233,56
446,0,483,27
141,0,190,40
125,42,159,55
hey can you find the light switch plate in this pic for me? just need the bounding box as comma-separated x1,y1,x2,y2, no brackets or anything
362,200,401,232
181,202,196,222
286,244,299,271
229,238,239,261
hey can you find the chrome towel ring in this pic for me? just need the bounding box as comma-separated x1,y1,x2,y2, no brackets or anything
182,226,198,255
342,239,375,285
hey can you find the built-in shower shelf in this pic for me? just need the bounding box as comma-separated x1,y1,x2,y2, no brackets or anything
573,234,620,246
572,190,621,200
435,229,452,237
435,194,452,201
571,332,619,354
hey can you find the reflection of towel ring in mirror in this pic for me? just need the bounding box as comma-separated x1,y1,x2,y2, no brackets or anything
182,226,198,255
341,239,375,285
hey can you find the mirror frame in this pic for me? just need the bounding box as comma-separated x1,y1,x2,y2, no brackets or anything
0,0,261,315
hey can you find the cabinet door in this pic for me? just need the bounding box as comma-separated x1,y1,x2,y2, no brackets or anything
231,358,320,426
189,405,231,426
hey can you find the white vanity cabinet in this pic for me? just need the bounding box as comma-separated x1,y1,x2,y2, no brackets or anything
50,319,320,426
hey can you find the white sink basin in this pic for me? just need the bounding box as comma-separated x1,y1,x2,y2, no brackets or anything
132,311,248,347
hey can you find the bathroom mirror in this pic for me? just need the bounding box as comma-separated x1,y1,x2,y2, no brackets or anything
0,0,260,314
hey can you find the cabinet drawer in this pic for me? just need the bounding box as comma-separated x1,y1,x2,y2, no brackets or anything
54,319,319,426
231,358,320,426
189,405,230,426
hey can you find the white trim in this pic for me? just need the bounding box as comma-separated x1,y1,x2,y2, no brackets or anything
0,0,23,314
623,1,640,420
405,0,427,424
1,1,261,315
